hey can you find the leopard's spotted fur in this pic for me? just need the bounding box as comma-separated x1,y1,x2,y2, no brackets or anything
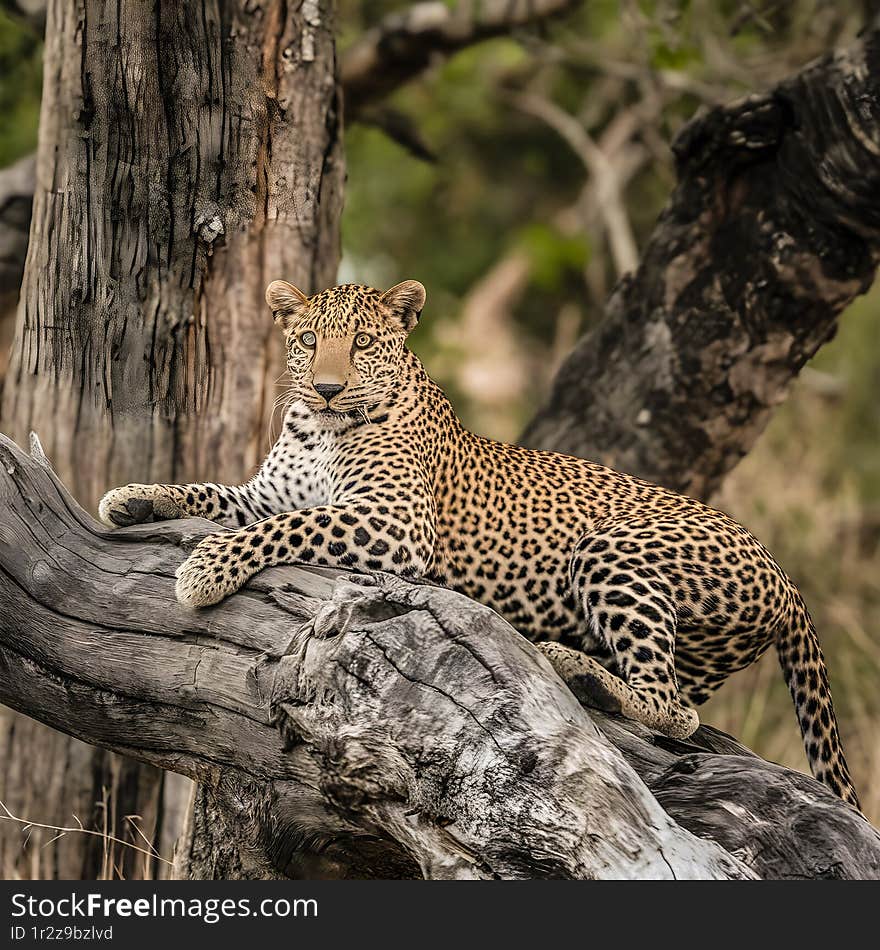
99,280,860,809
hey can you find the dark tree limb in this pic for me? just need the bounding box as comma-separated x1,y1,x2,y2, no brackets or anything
523,29,880,498
341,0,583,120
1,432,878,880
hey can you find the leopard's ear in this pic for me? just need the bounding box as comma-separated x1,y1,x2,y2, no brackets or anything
380,280,426,333
266,280,309,331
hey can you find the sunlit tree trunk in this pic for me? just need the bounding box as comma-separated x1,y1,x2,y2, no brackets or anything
0,0,343,879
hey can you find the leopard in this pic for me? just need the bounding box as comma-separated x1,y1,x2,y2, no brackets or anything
99,279,861,809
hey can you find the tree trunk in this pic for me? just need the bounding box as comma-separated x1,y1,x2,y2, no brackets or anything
522,29,880,498
2,433,879,879
0,0,343,879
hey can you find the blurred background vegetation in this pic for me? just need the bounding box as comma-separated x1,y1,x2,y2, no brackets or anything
2,0,878,820
0,9,41,167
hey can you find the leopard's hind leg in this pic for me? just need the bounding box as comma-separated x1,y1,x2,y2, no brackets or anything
541,526,698,740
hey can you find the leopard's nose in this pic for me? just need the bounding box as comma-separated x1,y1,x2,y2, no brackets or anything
314,382,344,401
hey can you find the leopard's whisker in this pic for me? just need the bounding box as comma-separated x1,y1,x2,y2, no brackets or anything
267,387,298,446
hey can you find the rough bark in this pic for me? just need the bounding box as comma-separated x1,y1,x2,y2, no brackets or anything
1,433,879,880
0,0,343,880
522,29,880,498
1,0,343,501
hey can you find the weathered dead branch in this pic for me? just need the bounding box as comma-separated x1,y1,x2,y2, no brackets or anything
1,433,878,879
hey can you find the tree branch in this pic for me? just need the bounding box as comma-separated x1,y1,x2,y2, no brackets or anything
511,91,640,276
523,29,880,498
1,431,878,879
341,0,583,119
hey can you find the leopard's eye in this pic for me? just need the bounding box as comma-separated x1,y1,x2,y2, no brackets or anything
355,332,373,348
299,331,317,348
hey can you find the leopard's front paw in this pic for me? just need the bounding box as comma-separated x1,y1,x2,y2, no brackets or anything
175,535,250,608
660,702,700,741
98,484,180,528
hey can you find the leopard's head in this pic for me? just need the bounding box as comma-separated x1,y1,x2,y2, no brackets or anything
266,280,426,418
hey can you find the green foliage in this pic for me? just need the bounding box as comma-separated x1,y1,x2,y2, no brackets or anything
649,40,701,70
342,36,583,293
517,223,590,291
0,12,42,167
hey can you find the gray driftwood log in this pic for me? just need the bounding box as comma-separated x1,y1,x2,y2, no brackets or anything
1,432,879,880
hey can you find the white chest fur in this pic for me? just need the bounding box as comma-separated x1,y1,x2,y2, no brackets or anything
254,403,376,511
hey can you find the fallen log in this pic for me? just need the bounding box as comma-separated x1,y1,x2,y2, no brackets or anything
0,432,877,879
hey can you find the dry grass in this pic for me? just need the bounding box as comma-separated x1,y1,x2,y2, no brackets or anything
712,367,880,824
0,792,172,879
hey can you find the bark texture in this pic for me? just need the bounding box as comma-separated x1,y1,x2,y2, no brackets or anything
2,432,879,880
1,0,343,500
0,0,343,879
523,29,880,498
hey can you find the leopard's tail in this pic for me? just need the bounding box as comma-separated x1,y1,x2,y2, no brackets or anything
776,590,860,810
